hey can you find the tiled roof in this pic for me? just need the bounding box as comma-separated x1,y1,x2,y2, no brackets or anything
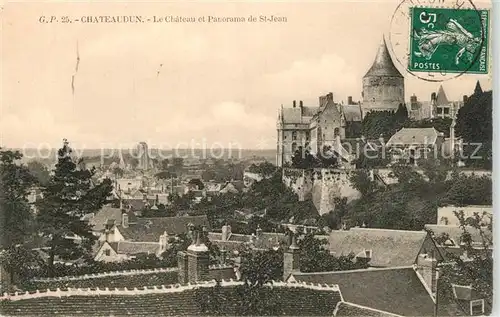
322,228,429,267
119,216,209,242
89,206,122,231
386,128,439,146
109,241,160,255
291,267,434,316
364,38,403,78
334,301,403,317
1,282,342,316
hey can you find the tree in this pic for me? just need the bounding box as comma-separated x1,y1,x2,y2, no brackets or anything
437,210,492,314
160,159,169,171
112,166,124,178
395,103,409,123
129,158,139,170
0,149,36,249
298,233,369,272
248,162,276,177
188,178,204,190
291,146,318,169
456,86,492,166
239,249,284,286
36,140,113,276
361,110,398,139
27,160,50,186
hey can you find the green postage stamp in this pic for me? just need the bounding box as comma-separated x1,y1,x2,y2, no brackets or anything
409,7,489,74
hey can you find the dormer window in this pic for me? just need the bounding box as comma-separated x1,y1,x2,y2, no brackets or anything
104,249,111,256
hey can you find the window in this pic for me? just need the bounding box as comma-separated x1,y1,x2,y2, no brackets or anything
291,142,297,153
104,249,111,256
292,131,297,141
444,108,450,115
437,108,443,114
334,127,340,138
411,102,419,111
306,132,310,141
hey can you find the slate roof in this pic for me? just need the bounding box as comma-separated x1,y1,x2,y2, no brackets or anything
109,241,160,255
291,267,434,316
386,128,439,146
281,107,319,124
89,206,123,231
321,228,430,267
334,301,403,317
342,104,362,122
435,85,450,105
118,215,209,242
364,38,403,78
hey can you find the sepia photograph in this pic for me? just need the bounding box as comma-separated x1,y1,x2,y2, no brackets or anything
0,0,494,316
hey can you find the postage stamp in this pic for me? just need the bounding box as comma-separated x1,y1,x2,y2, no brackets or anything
408,7,489,74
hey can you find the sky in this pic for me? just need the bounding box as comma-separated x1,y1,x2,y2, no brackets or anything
1,0,493,150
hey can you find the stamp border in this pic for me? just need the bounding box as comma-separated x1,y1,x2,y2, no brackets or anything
407,6,490,75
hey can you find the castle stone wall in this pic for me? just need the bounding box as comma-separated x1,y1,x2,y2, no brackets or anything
283,168,361,215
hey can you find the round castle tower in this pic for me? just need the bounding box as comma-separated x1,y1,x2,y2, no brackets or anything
361,37,405,116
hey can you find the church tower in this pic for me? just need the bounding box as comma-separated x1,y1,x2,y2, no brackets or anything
362,37,405,117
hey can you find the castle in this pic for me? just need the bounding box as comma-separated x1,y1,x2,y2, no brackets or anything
276,37,465,167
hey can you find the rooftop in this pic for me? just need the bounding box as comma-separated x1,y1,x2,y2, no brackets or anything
364,38,403,78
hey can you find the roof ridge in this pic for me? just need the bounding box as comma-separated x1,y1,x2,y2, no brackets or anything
291,265,415,276
348,227,427,234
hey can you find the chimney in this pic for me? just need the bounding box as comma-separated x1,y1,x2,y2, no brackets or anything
283,234,300,281
326,92,333,101
463,95,468,104
416,253,438,294
221,224,229,241
347,96,353,105
186,231,210,283
299,100,303,108
431,92,437,101
159,231,168,254
122,212,129,228
177,251,189,284
256,226,263,240
293,100,297,108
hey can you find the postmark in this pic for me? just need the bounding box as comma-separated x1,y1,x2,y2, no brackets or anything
409,7,489,74
388,0,491,82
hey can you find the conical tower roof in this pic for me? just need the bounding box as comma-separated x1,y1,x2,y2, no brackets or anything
364,37,403,78
435,85,449,105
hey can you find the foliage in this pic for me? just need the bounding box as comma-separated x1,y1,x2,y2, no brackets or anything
27,160,51,186
0,245,45,287
247,162,276,177
347,161,491,230
298,233,369,272
111,166,124,178
188,178,205,190
437,211,492,313
239,249,284,286
361,110,400,139
36,140,113,276
456,86,492,168
160,159,169,171
291,146,319,169
0,149,36,249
